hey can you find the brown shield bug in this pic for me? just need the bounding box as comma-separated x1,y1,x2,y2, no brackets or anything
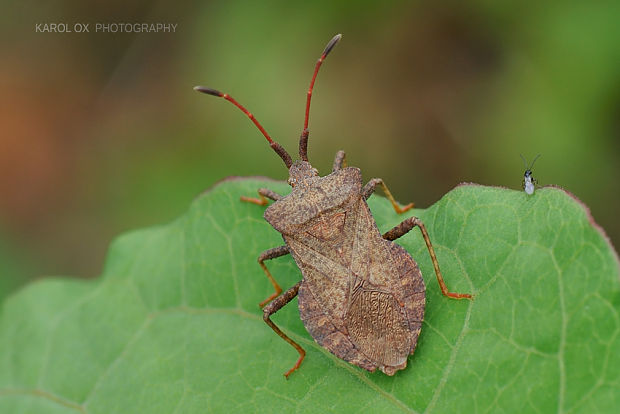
195,34,472,378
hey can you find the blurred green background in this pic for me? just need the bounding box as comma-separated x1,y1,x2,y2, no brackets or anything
1,0,619,299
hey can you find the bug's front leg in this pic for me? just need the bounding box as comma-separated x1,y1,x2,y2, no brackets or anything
240,187,282,206
383,217,472,299
362,178,414,214
256,246,290,307
263,281,305,378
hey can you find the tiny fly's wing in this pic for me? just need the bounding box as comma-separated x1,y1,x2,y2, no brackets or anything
524,179,535,195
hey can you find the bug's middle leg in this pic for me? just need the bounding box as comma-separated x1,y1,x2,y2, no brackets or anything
263,281,305,378
383,217,472,299
362,178,414,214
257,245,290,307
241,187,282,206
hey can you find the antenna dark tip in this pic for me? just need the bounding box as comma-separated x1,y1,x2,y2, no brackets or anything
323,34,342,57
194,86,224,97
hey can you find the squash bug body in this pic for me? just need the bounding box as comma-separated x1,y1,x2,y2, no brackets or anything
195,34,472,377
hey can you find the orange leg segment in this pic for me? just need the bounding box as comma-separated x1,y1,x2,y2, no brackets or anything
257,246,290,307
263,281,305,378
241,188,282,206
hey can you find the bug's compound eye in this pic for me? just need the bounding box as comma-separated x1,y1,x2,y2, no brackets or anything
288,177,297,187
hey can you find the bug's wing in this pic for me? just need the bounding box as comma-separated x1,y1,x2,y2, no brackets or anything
346,238,425,373
293,199,425,375
288,196,381,372
287,235,351,324
343,200,425,374
345,284,412,369
298,279,378,372
289,231,381,371
348,199,425,332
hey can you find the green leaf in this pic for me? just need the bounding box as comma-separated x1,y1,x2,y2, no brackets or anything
1,178,619,413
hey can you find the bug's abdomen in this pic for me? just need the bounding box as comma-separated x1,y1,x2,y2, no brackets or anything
345,288,412,369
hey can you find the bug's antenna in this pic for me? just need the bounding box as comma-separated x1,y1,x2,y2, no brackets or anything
194,86,293,169
529,153,541,170
299,34,342,161
520,154,528,170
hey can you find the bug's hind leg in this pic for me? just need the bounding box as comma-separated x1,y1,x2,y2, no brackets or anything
362,178,414,214
256,246,290,307
241,188,282,206
383,217,472,299
263,281,305,378
332,150,347,172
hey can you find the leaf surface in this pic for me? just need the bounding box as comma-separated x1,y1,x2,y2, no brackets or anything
1,178,619,413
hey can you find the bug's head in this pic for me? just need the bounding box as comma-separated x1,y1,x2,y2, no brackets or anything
287,160,319,188
194,34,342,174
